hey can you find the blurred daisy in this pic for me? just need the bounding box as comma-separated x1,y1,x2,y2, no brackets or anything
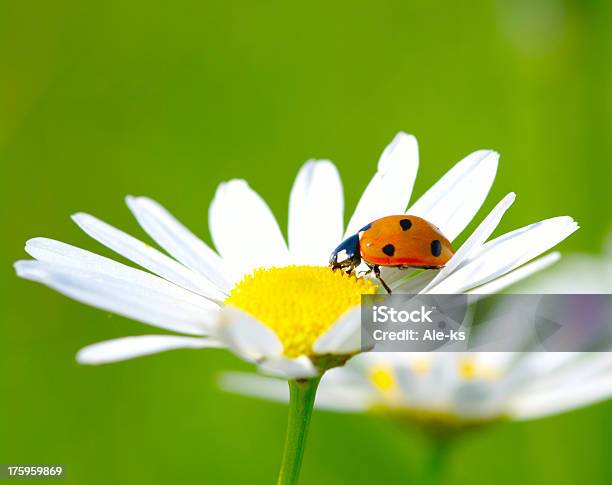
222,350,612,428
15,132,578,378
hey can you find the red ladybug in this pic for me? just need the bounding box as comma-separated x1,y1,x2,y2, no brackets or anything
329,215,454,293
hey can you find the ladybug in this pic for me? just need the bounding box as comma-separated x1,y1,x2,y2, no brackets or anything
329,215,454,293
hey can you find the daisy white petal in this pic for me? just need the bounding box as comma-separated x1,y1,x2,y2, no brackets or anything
288,160,344,265
258,356,318,379
24,238,218,310
217,307,283,362
15,259,216,335
408,150,499,241
476,216,578,264
467,252,561,295
313,307,362,354
76,335,223,365
510,374,612,420
126,196,231,291
428,216,578,293
209,180,290,275
345,132,418,237
72,212,225,302
421,193,516,293
391,269,438,293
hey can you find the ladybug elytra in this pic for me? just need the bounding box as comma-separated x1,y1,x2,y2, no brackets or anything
329,215,454,293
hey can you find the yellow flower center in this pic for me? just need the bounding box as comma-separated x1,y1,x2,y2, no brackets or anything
225,265,377,358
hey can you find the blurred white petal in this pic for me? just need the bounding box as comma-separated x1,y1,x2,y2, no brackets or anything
519,248,612,294
258,356,318,379
510,374,612,420
521,353,612,394
518,352,583,377
313,384,372,412
220,372,289,402
220,371,370,411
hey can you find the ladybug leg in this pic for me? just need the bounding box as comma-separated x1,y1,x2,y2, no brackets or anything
372,265,392,294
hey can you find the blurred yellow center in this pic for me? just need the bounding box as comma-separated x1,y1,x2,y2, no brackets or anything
458,358,500,381
412,358,431,375
225,265,377,358
369,365,397,392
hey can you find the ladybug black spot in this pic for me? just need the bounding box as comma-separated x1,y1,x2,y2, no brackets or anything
399,218,412,231
431,240,442,257
382,244,395,256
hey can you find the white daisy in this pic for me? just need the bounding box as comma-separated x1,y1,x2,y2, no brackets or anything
15,132,578,379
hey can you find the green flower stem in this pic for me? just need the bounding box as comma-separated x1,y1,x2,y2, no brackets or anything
277,377,321,485
423,436,451,485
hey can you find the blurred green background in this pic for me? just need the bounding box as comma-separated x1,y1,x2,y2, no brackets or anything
1,0,611,483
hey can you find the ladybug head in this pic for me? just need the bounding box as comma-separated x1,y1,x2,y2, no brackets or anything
329,234,361,270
